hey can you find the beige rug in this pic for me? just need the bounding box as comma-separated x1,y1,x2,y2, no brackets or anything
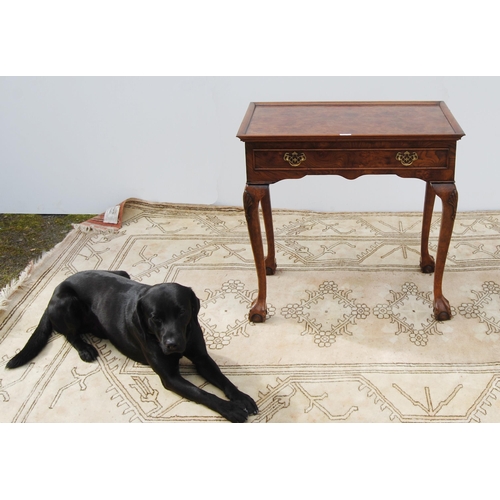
2,199,500,423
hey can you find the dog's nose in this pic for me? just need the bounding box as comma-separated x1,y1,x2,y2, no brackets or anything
165,342,179,353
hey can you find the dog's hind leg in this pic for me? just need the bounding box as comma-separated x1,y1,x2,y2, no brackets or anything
48,293,99,363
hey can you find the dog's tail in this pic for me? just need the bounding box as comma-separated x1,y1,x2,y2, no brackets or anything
6,309,53,369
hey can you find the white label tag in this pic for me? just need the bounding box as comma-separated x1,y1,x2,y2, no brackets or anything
103,205,120,224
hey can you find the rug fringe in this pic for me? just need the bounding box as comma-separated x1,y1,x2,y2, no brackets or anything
0,241,67,313
1,218,121,313
72,222,120,234
0,260,35,312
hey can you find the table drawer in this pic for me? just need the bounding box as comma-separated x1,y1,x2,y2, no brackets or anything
253,148,449,171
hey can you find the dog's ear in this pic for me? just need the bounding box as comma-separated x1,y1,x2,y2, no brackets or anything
136,297,150,335
190,288,201,318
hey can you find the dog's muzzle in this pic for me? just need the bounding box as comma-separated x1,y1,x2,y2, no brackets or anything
161,339,184,355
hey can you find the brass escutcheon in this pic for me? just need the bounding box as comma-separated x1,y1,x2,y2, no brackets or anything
396,151,418,166
284,152,306,167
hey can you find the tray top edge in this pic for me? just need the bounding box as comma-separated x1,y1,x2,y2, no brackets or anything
237,101,465,141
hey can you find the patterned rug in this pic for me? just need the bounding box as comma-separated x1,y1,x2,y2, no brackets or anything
2,199,500,423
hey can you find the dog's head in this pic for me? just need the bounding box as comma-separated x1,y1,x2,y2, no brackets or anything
137,283,200,355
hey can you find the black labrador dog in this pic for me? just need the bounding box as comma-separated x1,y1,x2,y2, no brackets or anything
6,270,258,422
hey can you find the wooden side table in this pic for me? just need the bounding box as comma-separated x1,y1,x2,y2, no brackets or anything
237,101,465,323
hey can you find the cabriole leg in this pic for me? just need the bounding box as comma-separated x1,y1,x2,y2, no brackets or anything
430,182,458,321
420,181,436,274
243,184,270,323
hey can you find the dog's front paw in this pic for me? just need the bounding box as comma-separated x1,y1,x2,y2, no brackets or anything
77,344,99,363
220,400,253,423
232,391,258,416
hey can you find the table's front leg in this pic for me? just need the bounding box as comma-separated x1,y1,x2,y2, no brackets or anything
243,184,274,323
430,182,458,321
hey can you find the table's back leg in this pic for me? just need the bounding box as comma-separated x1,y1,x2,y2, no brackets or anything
261,187,277,276
430,182,458,321
243,184,269,323
420,181,436,273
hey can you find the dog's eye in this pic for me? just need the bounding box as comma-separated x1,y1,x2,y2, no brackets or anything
150,316,162,326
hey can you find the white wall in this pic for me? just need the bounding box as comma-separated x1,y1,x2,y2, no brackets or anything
0,76,497,214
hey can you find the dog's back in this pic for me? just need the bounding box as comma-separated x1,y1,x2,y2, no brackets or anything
6,270,133,369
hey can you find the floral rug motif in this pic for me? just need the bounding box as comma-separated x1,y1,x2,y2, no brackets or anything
2,200,500,422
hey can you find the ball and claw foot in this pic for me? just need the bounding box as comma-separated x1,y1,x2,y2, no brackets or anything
265,257,277,276
433,296,452,321
420,256,435,274
249,301,267,323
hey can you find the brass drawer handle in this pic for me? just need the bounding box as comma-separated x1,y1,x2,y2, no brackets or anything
284,152,306,167
396,151,418,166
